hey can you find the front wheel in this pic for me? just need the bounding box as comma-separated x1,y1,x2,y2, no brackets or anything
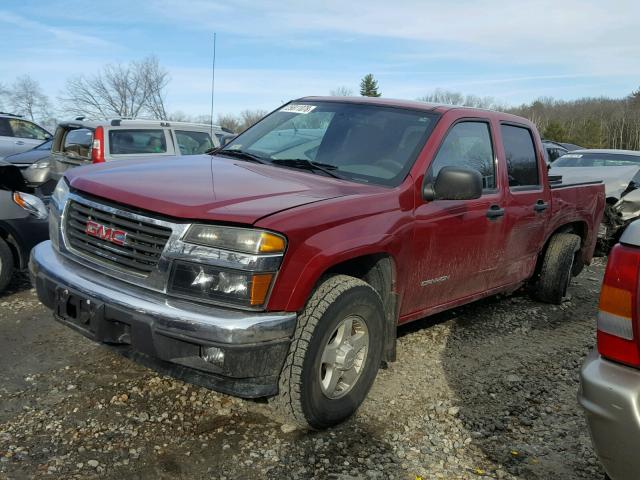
275,275,385,429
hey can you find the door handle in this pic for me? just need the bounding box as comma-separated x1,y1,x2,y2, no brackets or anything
534,200,549,213
14,140,25,145
486,204,505,219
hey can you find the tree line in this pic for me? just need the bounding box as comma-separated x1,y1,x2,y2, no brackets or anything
2,60,639,147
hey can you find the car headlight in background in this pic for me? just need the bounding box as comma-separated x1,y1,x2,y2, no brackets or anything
184,225,286,254
13,192,48,220
28,160,51,170
51,177,70,211
169,261,274,307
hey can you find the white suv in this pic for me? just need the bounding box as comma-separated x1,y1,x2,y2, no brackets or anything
49,118,223,182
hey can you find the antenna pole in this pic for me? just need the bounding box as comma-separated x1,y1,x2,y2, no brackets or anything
210,32,217,138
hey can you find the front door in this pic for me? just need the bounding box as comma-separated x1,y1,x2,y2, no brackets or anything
404,119,508,316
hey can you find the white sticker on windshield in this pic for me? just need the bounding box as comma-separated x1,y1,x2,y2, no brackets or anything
563,154,583,158
281,104,317,114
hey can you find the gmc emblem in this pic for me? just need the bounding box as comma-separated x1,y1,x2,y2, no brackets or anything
85,220,127,246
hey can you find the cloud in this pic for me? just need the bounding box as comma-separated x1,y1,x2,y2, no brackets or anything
0,10,116,48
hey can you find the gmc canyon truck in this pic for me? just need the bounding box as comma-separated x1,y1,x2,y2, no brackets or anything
30,97,605,429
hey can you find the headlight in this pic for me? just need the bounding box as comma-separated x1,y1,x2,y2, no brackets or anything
13,192,48,220
184,225,286,254
51,177,70,211
169,261,273,307
28,160,51,169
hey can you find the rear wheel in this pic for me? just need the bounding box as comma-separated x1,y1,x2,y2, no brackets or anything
275,275,384,429
534,233,581,304
0,237,15,294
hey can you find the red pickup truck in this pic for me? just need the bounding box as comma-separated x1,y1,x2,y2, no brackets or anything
30,97,604,429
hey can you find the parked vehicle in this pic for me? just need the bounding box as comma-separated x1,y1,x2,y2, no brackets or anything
49,119,222,182
542,140,569,163
31,97,605,429
579,219,640,480
0,113,51,161
549,149,640,251
3,139,52,169
0,161,49,293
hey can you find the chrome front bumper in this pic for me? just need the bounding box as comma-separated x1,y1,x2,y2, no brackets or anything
578,350,640,480
30,241,297,397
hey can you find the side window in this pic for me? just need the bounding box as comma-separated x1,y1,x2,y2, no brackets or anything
0,118,12,137
109,129,167,155
502,125,540,187
175,130,213,155
8,119,49,140
428,121,496,190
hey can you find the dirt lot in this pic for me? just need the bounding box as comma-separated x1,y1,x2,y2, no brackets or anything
0,260,606,480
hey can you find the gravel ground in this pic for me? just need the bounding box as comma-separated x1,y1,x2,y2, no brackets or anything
0,260,606,480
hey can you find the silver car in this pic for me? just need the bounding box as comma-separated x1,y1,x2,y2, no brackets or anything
0,112,51,160
49,118,223,182
549,149,640,251
579,220,640,480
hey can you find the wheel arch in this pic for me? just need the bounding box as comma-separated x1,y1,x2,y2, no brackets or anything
297,252,399,363
535,221,588,279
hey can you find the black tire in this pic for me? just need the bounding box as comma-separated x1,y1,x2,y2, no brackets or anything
0,237,15,294
534,233,581,305
275,275,385,429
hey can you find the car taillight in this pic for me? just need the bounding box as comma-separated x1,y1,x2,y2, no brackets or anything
597,244,640,367
91,126,104,163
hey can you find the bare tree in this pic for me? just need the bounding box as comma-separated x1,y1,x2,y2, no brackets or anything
216,113,242,133
7,75,50,121
330,86,353,97
239,109,267,131
61,56,169,119
417,88,503,110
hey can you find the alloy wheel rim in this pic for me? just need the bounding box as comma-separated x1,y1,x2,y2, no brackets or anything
319,314,369,399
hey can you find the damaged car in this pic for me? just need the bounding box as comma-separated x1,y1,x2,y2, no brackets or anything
549,149,640,252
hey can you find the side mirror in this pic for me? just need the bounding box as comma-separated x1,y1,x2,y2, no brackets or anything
423,166,483,201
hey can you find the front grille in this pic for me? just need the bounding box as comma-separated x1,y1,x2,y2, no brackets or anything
65,200,172,275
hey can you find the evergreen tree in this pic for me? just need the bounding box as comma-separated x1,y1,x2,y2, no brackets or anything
360,74,381,97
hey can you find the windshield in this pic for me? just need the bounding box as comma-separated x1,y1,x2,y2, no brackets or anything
554,152,640,167
223,101,439,186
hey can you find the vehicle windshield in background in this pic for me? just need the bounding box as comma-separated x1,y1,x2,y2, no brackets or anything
554,152,640,167
223,101,439,186
175,130,214,155
109,129,167,155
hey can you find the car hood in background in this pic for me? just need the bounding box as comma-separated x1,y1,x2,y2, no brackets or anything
548,165,640,199
3,148,51,166
66,154,383,224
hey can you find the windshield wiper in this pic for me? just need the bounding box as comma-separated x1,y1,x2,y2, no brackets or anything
271,159,345,179
215,149,270,164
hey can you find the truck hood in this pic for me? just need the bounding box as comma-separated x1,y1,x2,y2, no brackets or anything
548,165,640,200
66,155,378,224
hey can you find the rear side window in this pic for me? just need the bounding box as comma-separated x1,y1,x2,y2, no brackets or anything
0,118,11,136
428,121,496,190
501,125,540,187
63,128,93,159
175,130,214,155
9,119,49,140
109,129,167,155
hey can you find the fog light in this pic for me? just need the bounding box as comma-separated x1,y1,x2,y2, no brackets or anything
200,346,225,366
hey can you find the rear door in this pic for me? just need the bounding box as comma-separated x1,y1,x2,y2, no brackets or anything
500,123,551,284
405,118,508,315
